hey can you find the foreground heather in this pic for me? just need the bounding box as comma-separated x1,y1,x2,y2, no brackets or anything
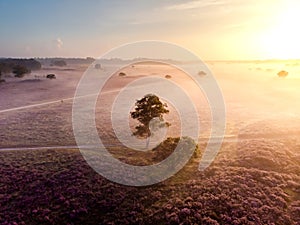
0,137,299,225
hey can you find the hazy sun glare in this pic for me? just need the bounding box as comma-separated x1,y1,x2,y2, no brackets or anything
260,1,300,59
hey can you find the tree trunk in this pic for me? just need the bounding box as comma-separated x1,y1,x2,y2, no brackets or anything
146,136,150,149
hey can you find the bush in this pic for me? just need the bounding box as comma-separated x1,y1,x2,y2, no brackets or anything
13,65,30,78
46,74,56,79
95,64,101,69
152,137,200,162
119,72,126,76
165,75,172,79
277,70,288,78
198,71,207,76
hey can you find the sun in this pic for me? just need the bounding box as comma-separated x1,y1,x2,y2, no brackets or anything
260,2,300,59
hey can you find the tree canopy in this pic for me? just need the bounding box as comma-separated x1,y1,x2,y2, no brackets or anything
131,94,170,139
0,58,41,79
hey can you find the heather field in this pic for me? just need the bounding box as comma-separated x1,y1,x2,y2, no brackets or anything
0,61,300,224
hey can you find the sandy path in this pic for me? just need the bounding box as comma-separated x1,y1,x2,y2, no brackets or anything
2,133,296,152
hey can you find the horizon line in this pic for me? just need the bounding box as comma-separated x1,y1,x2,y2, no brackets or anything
1,56,300,62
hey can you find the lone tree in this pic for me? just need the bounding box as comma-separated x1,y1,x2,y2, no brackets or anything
131,94,170,148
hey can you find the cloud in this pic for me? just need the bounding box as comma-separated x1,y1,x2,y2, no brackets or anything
165,0,226,11
53,38,63,49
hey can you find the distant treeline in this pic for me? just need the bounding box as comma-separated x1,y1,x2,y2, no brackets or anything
0,58,41,74
38,57,95,66
36,57,182,65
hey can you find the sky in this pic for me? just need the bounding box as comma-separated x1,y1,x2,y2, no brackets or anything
0,0,300,60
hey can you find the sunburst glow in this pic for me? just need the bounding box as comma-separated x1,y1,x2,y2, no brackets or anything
260,2,300,59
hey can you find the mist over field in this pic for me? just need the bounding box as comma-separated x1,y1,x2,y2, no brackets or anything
1,0,300,223
0,59,299,224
